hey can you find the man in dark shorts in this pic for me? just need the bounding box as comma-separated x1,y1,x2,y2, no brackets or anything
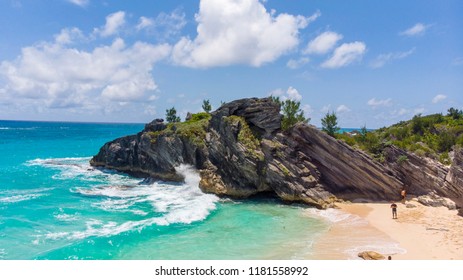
390,202,398,219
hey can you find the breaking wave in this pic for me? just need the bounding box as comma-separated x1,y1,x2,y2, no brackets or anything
32,161,219,241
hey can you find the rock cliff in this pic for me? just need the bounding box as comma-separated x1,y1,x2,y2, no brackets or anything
90,97,463,211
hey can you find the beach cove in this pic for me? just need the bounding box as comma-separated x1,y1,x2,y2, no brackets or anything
310,200,463,260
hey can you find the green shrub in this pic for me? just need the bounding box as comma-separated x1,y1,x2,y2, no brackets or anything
439,152,451,165
187,112,211,123
336,133,356,146
225,115,264,161
397,155,408,164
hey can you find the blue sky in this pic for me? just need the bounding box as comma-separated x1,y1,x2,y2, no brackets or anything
0,0,462,128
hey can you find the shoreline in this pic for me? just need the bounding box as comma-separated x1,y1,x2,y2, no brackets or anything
307,200,463,260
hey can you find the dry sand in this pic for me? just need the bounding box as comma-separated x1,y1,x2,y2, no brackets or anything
308,199,463,260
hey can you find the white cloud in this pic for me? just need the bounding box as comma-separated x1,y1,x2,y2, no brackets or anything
286,86,302,101
172,0,316,68
155,10,187,35
95,11,126,37
303,31,343,55
137,10,187,40
136,16,154,31
54,27,85,45
370,48,415,69
306,10,321,23
400,23,428,37
302,104,313,115
321,41,366,69
286,57,310,69
432,94,447,104
269,86,302,101
0,34,171,111
67,0,89,7
367,98,392,108
336,104,351,113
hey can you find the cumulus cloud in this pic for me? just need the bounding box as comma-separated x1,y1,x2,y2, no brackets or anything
432,94,447,104
95,11,126,37
172,0,315,68
269,86,302,101
367,98,392,108
321,42,366,69
67,0,89,7
370,48,415,69
0,33,171,111
303,31,343,55
400,23,429,37
336,104,351,113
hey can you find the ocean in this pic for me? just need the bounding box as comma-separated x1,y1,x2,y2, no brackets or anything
0,120,400,260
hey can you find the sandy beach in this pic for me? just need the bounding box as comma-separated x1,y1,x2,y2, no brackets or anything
308,199,463,260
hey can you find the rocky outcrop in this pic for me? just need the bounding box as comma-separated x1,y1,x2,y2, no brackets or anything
90,97,463,211
384,146,463,210
416,193,457,210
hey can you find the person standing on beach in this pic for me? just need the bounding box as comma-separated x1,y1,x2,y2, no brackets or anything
401,189,406,203
390,203,398,219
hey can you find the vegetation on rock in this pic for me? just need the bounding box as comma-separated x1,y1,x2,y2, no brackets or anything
166,107,181,123
334,110,463,165
321,111,340,137
225,115,264,161
271,97,309,130
150,112,211,147
202,99,212,113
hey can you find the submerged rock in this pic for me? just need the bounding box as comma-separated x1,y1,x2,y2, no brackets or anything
90,97,463,211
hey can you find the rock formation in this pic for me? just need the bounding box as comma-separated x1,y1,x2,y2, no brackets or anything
357,251,386,260
90,97,463,212
383,146,463,211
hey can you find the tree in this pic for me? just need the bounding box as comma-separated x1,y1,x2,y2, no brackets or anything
359,125,368,142
165,107,181,123
447,107,463,119
271,96,309,130
411,114,425,135
202,99,212,113
321,111,339,137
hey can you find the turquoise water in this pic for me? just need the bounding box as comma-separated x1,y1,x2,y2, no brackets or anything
0,120,328,260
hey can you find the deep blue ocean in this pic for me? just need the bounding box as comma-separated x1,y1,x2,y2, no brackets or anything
0,120,343,260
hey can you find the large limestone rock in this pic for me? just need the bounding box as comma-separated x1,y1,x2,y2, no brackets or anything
384,146,463,210
90,97,463,212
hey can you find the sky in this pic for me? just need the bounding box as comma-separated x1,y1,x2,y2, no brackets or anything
0,0,462,128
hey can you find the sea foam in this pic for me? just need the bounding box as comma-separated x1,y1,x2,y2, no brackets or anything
40,164,219,241
0,188,53,204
